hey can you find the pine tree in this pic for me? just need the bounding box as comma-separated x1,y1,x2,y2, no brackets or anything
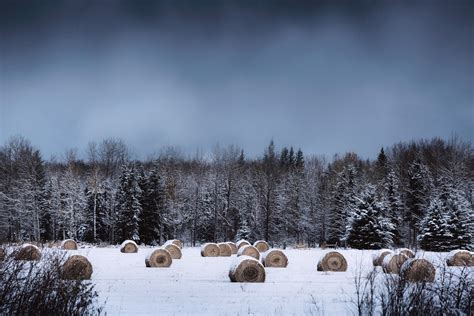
383,170,403,246
139,165,166,245
418,198,451,251
328,165,358,244
346,185,393,249
406,158,432,248
116,164,142,243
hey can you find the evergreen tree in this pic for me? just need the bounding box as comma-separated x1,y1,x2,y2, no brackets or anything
328,165,358,244
346,185,393,249
116,164,142,243
406,158,432,248
383,170,403,246
139,165,166,245
418,198,451,251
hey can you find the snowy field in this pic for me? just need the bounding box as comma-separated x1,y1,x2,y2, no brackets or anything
67,247,453,316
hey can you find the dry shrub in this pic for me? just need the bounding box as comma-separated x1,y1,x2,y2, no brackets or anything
61,239,78,250
14,244,41,261
253,240,270,253
382,253,409,274
372,249,393,266
120,240,138,253
401,258,436,282
163,244,182,259
0,248,5,261
236,239,250,249
145,248,172,267
0,250,103,315
60,255,93,280
261,249,288,268
229,255,265,283
237,245,260,260
217,243,232,257
226,242,238,254
398,248,415,258
200,243,220,257
446,250,473,267
165,239,183,249
317,251,347,272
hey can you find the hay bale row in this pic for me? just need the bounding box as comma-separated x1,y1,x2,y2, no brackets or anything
237,245,260,260
401,258,436,282
317,251,347,272
372,249,393,266
253,240,270,253
382,253,409,274
236,239,250,249
227,242,238,254
60,255,93,280
14,243,41,261
261,249,288,268
217,243,232,257
229,255,265,283
61,239,78,250
164,239,183,249
446,250,473,267
201,243,220,257
120,240,139,253
145,248,172,267
163,243,182,259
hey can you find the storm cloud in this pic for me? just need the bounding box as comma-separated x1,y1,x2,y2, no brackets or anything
1,1,472,159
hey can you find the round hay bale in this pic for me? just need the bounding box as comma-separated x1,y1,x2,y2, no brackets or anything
14,244,41,261
317,251,347,272
229,255,266,283
372,249,393,266
0,248,5,261
120,240,138,253
163,243,182,259
382,253,409,274
60,255,93,280
401,258,436,282
446,250,474,267
261,249,288,268
237,245,260,260
164,239,183,249
226,242,238,254
145,248,172,267
61,239,78,250
217,243,232,257
201,243,220,257
253,240,270,253
398,248,415,258
236,239,251,249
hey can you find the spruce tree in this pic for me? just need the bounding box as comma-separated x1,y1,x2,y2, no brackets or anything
116,164,142,243
346,185,393,249
139,166,166,245
406,158,432,247
383,170,403,246
418,198,451,251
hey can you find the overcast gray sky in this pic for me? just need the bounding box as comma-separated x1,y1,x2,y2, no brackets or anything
1,1,472,159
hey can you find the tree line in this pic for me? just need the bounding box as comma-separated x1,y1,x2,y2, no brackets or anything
0,136,472,251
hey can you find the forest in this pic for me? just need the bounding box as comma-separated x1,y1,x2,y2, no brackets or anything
0,135,472,251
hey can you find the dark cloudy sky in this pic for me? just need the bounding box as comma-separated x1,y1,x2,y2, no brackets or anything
0,1,472,159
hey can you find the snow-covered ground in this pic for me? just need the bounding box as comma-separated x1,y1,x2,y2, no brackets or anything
71,247,450,316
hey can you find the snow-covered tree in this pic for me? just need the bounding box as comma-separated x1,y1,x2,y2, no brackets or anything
346,185,393,249
383,170,404,246
116,164,142,243
406,158,433,248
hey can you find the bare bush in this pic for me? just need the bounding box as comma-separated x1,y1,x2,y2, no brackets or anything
0,249,103,315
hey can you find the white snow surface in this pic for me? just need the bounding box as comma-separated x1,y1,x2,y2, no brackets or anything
68,247,454,316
